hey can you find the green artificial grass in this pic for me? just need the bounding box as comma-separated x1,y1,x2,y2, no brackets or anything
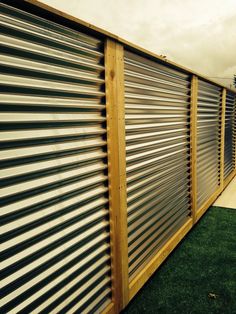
123,206,236,314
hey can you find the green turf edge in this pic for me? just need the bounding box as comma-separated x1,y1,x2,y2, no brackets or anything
123,206,236,314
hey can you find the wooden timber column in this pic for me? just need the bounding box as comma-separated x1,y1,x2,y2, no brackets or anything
190,75,198,223
220,88,226,190
105,38,129,312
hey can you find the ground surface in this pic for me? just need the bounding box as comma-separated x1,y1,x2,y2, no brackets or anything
214,176,236,209
123,206,236,314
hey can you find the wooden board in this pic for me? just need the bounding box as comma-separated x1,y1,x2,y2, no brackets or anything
19,0,236,94
105,39,129,312
3,2,235,312
128,218,193,301
102,302,115,314
195,187,221,223
223,169,236,190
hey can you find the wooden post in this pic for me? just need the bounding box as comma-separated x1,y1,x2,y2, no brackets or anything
105,38,129,313
220,88,226,191
190,75,198,223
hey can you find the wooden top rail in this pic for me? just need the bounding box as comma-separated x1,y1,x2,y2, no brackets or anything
6,0,236,95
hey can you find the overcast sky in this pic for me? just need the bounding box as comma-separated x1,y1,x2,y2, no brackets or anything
42,0,236,88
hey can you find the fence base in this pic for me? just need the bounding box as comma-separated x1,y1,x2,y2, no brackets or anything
128,218,193,302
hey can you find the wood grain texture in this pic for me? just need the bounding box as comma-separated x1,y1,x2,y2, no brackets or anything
128,218,193,301
195,187,221,223
190,75,198,222
102,302,115,314
5,2,235,311
24,0,117,39
22,0,236,94
105,39,129,312
223,169,236,190
220,88,226,191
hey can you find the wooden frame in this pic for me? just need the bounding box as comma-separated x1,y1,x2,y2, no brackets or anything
105,39,129,313
2,2,236,314
223,169,236,190
128,218,193,301
195,186,222,223
102,303,115,314
190,75,198,222
17,0,236,94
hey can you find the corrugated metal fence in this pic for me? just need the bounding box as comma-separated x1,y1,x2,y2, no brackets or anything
197,80,221,208
0,2,111,313
0,2,235,314
124,51,191,281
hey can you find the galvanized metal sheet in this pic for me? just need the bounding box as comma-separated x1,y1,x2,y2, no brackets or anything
124,50,191,281
0,3,111,313
197,80,221,208
234,97,236,170
224,92,235,179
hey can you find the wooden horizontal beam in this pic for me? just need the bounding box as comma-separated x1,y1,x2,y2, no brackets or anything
195,187,221,223
102,303,115,314
223,169,236,190
24,0,118,39
18,0,236,94
128,218,193,301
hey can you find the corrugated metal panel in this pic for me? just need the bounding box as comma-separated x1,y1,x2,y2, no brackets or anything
124,50,191,281
224,92,235,179
197,80,221,208
234,96,236,169
0,3,112,314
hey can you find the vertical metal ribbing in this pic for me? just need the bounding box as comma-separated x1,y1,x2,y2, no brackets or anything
0,3,112,313
220,88,226,191
124,50,191,281
190,75,198,222
197,80,221,209
234,96,236,170
224,91,235,179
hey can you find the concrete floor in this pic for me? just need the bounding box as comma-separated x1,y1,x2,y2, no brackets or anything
214,176,236,209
